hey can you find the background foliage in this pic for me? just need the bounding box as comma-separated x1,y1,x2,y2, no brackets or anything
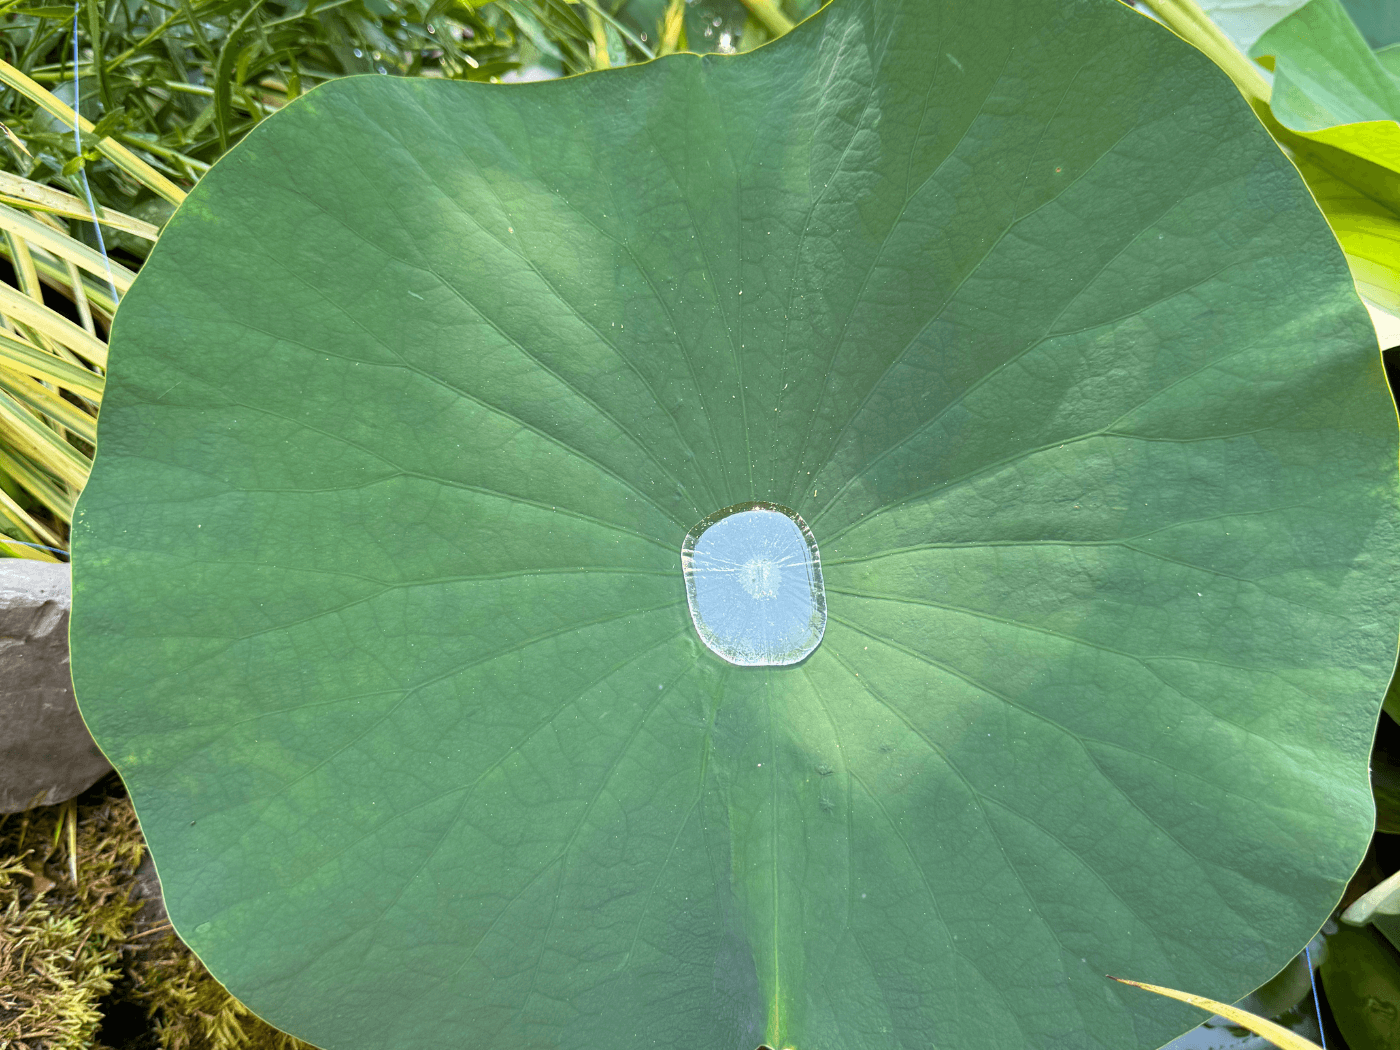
0,0,824,221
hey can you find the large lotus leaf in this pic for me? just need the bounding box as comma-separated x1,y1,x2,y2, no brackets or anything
71,0,1399,1047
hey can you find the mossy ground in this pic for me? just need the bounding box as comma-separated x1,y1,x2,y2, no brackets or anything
0,774,314,1050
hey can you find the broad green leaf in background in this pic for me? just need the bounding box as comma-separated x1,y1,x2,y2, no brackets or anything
1251,0,1400,131
1320,925,1400,1049
1338,0,1400,49
1248,0,1400,313
1378,44,1400,80
71,0,1399,1047
1195,0,1307,52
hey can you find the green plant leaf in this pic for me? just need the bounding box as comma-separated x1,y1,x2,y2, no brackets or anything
1378,43,1400,81
1343,868,1400,925
1195,0,1306,53
1339,0,1400,49
1222,0,1400,311
1320,925,1400,1048
1279,137,1400,312
72,0,1399,1047
1250,0,1400,131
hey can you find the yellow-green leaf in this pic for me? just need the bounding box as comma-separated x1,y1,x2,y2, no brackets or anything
0,329,105,396
0,202,136,291
0,281,107,366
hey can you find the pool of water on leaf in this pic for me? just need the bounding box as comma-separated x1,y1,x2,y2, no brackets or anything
681,501,826,666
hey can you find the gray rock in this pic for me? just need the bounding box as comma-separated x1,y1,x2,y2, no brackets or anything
0,559,112,812
130,850,169,929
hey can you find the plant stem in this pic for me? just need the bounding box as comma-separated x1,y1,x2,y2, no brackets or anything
739,0,794,38
585,4,610,70
657,0,684,57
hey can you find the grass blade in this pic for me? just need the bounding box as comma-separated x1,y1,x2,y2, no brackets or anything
0,281,108,366
1109,976,1323,1050
0,171,162,240
0,58,187,205
0,329,104,396
0,202,136,291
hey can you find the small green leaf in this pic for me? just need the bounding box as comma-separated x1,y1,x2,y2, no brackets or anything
10,5,91,18
1343,868,1400,924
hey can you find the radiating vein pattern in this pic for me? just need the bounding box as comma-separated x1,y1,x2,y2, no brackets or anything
73,0,1398,1049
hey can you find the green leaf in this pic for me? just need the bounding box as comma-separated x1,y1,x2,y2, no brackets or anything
10,4,91,17
1250,0,1400,130
1195,0,1306,53
1278,137,1400,312
1228,0,1400,311
1379,43,1400,82
212,0,266,153
1339,0,1400,49
1319,925,1400,1048
1342,867,1400,925
72,0,1399,1048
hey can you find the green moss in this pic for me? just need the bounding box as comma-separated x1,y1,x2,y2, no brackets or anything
0,788,142,1048
133,936,312,1050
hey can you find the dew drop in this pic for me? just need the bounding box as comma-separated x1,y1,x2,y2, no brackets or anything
681,501,825,666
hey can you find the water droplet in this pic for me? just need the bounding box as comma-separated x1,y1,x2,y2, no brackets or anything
195,921,212,934
682,502,825,666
